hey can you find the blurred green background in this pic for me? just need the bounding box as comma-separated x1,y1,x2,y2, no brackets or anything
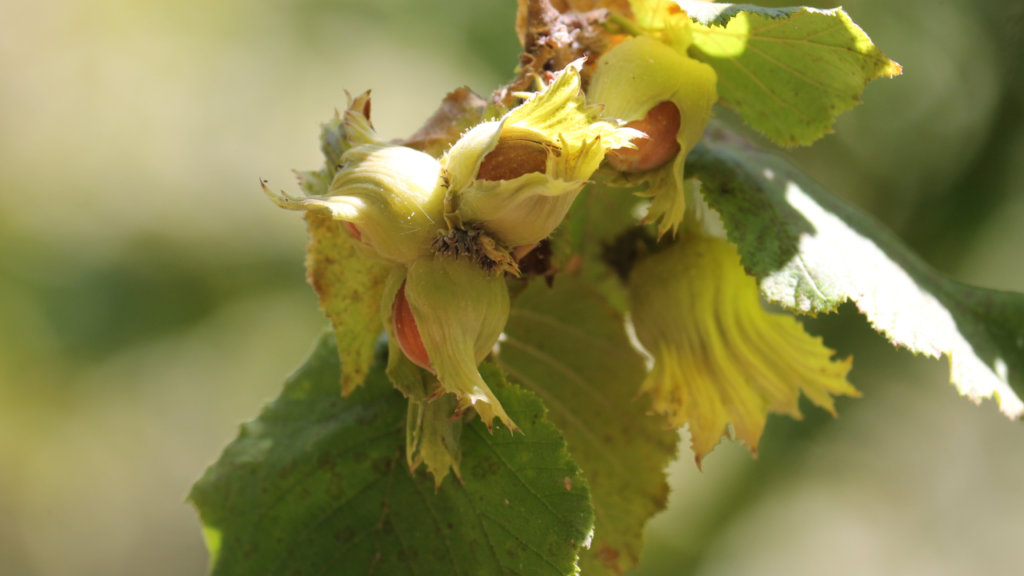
0,0,1022,574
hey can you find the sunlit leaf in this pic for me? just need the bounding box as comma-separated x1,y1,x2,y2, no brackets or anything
189,331,595,576
676,1,902,146
304,212,391,396
497,276,678,575
686,124,1024,419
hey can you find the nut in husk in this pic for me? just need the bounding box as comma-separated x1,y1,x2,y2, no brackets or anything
398,254,515,432
441,59,642,249
588,33,717,239
265,94,448,265
265,142,448,265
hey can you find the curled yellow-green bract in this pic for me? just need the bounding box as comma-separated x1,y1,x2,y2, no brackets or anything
403,255,515,432
442,59,641,248
628,233,858,464
588,35,718,239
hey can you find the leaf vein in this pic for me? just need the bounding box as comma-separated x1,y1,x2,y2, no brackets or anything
478,512,566,575
409,467,462,576
455,445,515,572
495,363,628,545
500,336,621,415
468,423,569,525
385,456,421,576
507,309,623,354
243,422,401,547
741,42,851,99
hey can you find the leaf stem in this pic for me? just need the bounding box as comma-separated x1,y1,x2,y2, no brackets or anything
604,13,643,37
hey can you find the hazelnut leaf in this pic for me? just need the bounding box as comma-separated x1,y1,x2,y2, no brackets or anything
189,332,595,576
676,1,902,147
497,276,678,575
304,210,391,397
687,123,1024,419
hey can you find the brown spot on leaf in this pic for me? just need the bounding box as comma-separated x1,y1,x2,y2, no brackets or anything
371,456,392,476
334,527,356,544
595,542,622,572
326,472,346,500
506,537,529,560
470,456,502,480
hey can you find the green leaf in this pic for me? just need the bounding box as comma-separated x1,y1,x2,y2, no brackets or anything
304,211,392,396
497,276,679,575
294,108,393,397
686,124,1024,419
677,1,902,147
190,331,595,576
